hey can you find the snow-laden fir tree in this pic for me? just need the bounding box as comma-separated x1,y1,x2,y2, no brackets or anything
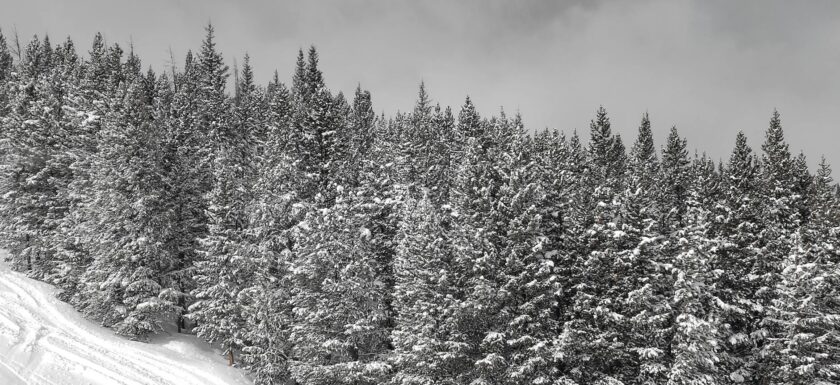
190,54,263,365
556,107,632,385
76,78,177,340
667,155,724,385
287,194,394,385
286,85,396,385
620,115,673,385
447,110,557,384
0,34,81,279
746,110,804,382
713,131,764,382
235,70,299,385
659,126,691,233
764,157,840,384
288,47,345,205
391,193,465,385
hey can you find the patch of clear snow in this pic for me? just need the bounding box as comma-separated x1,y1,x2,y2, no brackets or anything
0,250,252,385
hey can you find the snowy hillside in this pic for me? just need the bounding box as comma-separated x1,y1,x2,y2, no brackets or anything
0,251,252,385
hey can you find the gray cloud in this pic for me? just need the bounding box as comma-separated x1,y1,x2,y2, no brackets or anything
2,0,838,168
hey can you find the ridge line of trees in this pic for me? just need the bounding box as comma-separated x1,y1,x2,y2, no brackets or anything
1,26,839,385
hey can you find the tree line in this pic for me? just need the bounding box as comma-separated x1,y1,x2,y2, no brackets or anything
0,25,838,385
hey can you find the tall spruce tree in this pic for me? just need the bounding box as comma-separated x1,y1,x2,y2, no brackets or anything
714,132,764,382
764,157,840,384
391,194,465,385
667,163,724,385
190,54,262,365
77,78,176,340
659,126,691,232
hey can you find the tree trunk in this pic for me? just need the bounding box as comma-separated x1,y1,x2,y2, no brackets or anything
176,297,186,333
227,350,234,366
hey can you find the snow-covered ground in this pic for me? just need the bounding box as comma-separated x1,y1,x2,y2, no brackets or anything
0,251,252,385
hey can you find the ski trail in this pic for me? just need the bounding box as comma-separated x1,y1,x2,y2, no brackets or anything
0,251,252,385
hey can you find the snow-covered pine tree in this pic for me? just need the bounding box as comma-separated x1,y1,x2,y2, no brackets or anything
163,27,231,332
76,77,177,340
430,105,458,205
532,128,567,248
659,126,691,233
557,107,632,384
236,70,299,385
713,131,764,382
447,110,557,384
286,83,395,385
760,110,800,231
493,120,558,384
456,95,483,144
751,110,800,381
588,106,624,187
629,113,660,221
46,33,118,306
621,115,672,385
532,130,579,338
391,193,465,385
792,151,813,226
667,156,724,385
0,35,47,271
190,54,263,365
395,83,454,205
0,34,81,279
288,47,343,205
764,157,840,384
0,28,13,83
44,35,101,297
447,105,507,384
171,23,230,272
288,194,394,385
552,130,590,334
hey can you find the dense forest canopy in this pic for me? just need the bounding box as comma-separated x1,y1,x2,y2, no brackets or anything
1,25,839,385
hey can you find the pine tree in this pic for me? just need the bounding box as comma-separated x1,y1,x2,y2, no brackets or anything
84,32,108,93
617,115,672,385
457,95,483,143
288,194,394,385
76,78,176,340
448,105,505,382
190,54,262,365
629,112,660,219
237,72,299,384
0,28,13,83
667,168,723,385
391,194,466,385
751,110,800,381
589,106,623,184
288,46,342,204
764,157,840,384
659,126,691,232
494,138,558,384
165,26,231,334
447,112,558,384
792,152,813,225
713,132,764,382
0,34,80,278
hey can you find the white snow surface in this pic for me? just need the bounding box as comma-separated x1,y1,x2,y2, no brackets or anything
0,251,252,385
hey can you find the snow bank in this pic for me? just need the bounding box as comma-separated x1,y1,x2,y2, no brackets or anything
0,250,252,385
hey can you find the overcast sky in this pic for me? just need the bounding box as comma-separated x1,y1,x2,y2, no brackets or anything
3,0,839,168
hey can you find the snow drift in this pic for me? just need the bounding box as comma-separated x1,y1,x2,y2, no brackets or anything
0,251,252,385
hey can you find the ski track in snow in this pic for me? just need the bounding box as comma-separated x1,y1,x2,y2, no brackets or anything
0,251,253,385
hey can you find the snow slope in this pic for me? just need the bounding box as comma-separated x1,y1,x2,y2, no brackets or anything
0,251,252,385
